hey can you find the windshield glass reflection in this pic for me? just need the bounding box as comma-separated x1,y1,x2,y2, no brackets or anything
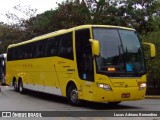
93,27,145,77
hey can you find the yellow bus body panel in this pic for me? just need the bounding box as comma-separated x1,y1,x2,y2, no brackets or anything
6,57,76,96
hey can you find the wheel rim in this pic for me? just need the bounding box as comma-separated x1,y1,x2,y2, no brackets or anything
70,89,78,103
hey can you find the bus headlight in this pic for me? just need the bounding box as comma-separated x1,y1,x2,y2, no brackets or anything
138,82,146,90
97,83,112,91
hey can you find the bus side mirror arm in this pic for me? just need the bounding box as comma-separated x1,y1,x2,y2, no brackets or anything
89,39,100,57
143,42,156,58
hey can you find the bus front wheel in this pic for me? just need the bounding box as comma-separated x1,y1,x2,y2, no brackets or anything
67,85,80,106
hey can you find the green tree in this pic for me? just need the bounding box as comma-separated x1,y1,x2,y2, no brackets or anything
22,0,91,39
116,0,160,33
0,22,24,53
141,30,160,94
51,0,91,29
22,10,55,39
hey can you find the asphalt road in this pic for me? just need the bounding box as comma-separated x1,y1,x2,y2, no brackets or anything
0,86,160,120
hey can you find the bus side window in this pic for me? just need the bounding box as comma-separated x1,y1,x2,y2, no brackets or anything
19,46,25,59
37,41,45,58
12,47,18,60
45,37,59,57
59,33,73,60
25,44,31,59
30,43,37,58
7,49,12,61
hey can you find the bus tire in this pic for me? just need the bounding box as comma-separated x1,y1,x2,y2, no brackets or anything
67,84,80,106
19,80,25,94
13,80,18,92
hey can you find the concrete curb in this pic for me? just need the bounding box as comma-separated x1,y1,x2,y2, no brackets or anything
145,96,160,99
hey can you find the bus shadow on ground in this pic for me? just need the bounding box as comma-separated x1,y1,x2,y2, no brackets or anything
80,101,140,110
20,89,140,110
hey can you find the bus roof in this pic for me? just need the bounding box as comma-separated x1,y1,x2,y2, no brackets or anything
8,25,135,48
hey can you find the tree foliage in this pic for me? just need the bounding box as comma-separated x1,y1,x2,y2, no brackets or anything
141,30,160,91
22,10,54,39
0,23,23,53
51,0,91,29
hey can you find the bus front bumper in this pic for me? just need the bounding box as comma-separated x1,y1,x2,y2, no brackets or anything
91,87,146,102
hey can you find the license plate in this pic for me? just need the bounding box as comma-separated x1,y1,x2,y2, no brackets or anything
122,93,130,98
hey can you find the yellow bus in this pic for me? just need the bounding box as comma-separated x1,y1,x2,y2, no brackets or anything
6,25,155,105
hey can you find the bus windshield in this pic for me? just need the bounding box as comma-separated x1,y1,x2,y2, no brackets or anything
93,27,145,77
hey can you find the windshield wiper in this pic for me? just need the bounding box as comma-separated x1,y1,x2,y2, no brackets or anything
118,45,125,68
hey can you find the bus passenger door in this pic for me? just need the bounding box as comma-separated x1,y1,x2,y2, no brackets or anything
75,29,94,101
80,47,94,101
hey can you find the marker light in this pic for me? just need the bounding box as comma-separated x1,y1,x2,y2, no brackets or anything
108,67,116,72
97,83,112,91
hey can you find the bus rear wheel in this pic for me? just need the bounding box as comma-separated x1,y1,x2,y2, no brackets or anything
19,80,25,94
67,85,80,106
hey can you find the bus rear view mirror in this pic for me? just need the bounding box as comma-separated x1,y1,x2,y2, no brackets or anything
89,39,100,56
143,42,156,58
